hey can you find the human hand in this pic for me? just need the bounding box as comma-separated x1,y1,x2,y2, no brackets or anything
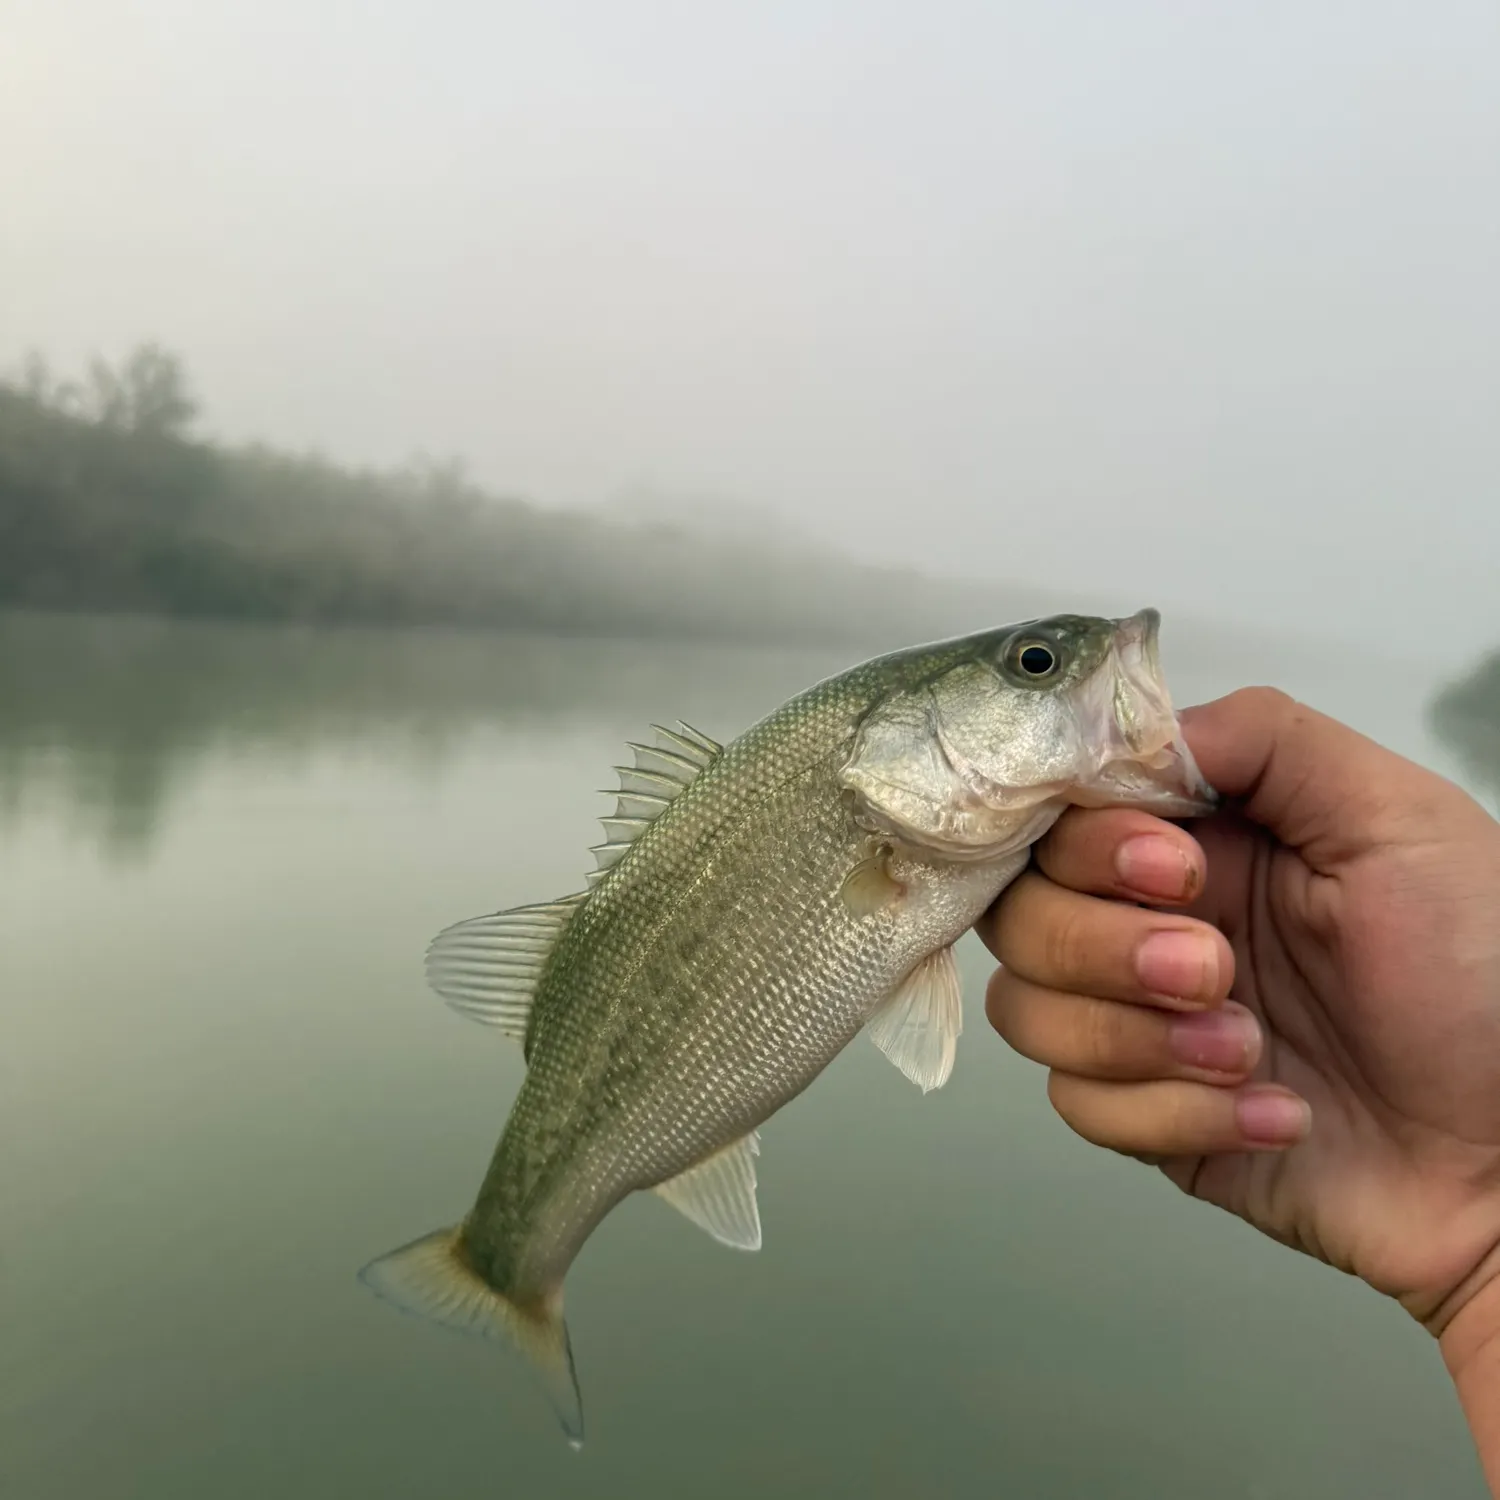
979,687,1500,1340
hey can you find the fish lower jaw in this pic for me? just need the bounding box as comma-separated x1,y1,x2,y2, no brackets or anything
1068,751,1218,816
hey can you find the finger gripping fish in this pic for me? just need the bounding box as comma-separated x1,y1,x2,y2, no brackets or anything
359,609,1215,1446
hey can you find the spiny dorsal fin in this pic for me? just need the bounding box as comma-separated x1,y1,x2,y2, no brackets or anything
621,722,721,785
607,790,674,820
653,1131,762,1251
612,765,687,799
667,721,724,760
625,743,702,783
424,894,587,1037
866,944,964,1093
586,720,725,886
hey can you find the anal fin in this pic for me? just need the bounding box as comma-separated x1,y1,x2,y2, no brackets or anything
867,944,963,1093
653,1132,762,1251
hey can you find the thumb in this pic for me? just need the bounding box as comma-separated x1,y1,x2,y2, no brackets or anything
1180,687,1462,869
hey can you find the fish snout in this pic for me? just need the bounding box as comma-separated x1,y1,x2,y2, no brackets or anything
1072,610,1218,816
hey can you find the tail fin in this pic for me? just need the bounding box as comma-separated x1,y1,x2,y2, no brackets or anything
358,1227,584,1449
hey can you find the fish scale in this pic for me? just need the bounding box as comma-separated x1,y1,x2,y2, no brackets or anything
360,608,1215,1447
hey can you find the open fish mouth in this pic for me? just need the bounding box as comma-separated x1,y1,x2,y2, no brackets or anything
1070,608,1218,816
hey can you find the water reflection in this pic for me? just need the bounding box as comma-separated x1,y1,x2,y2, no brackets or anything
0,612,851,860
2,611,1490,865
1430,650,1500,807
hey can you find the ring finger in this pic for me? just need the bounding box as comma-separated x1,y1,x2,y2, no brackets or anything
987,972,1263,1083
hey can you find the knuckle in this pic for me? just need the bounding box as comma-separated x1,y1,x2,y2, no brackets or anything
1041,903,1090,982
1234,685,1296,720
1157,1084,1219,1149
1046,1071,1110,1147
1046,1072,1206,1158
986,977,1048,1061
1044,1067,1076,1118
983,969,1014,1035
1081,1000,1127,1071
1160,1086,1192,1143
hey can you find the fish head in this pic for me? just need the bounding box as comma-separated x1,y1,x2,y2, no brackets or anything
840,608,1216,860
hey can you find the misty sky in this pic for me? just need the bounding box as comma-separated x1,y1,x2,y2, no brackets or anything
3,1,1497,653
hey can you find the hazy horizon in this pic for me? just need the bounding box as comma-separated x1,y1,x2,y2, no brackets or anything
3,2,1497,657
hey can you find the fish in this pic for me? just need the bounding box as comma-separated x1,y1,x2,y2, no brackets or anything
359,607,1215,1446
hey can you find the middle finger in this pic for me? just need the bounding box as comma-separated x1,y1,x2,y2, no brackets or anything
979,870,1235,1012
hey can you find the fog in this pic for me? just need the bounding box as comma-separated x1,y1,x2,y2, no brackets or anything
3,2,1497,657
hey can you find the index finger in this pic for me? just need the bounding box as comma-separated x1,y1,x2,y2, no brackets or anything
1032,806,1207,906
1179,688,1481,868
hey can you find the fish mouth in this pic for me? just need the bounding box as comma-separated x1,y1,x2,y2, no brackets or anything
1070,608,1218,817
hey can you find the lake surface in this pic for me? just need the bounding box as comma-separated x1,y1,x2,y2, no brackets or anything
1,609,1493,1500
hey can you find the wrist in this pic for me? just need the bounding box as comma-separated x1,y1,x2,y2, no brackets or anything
1441,1275,1500,1497
1444,1274,1500,1375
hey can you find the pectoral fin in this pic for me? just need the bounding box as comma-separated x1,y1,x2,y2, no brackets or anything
839,846,905,918
653,1132,762,1251
866,945,963,1093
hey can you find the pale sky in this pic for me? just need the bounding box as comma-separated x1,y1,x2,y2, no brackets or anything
3,1,1497,654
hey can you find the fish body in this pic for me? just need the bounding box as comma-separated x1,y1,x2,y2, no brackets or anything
361,609,1214,1444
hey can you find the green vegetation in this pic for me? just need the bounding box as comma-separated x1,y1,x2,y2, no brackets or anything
0,345,1016,646
1431,650,1500,805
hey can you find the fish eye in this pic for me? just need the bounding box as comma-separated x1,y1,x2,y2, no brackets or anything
1016,642,1057,678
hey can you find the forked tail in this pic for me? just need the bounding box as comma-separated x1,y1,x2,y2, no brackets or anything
358,1226,584,1448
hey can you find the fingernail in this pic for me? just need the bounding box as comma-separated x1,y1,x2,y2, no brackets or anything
1168,1003,1259,1073
1236,1086,1312,1146
1115,835,1196,900
1135,929,1218,1004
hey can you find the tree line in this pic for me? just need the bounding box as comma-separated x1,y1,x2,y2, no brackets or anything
0,345,1007,646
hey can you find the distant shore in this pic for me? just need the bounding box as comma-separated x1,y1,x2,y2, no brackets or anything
0,352,1044,650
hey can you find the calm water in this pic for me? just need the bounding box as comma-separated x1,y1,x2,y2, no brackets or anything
1,610,1493,1500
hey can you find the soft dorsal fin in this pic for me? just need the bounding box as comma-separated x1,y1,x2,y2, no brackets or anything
424,894,587,1037
586,721,724,886
866,945,964,1093
652,1131,762,1251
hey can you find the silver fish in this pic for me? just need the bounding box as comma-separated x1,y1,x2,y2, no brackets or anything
361,608,1215,1445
